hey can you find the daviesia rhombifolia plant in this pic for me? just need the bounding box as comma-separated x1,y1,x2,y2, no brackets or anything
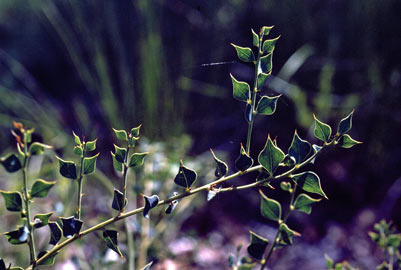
0,26,361,270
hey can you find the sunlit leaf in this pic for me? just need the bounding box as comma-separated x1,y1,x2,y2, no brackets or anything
293,193,321,214
313,114,331,143
230,73,251,102
231,44,255,62
278,223,300,245
111,152,123,172
33,212,53,229
128,152,148,168
112,128,128,141
113,145,127,163
259,53,273,74
251,29,259,47
256,95,281,115
292,171,328,199
83,153,99,175
139,261,153,270
258,135,285,175
29,142,52,156
337,134,362,148
262,36,280,54
72,131,81,145
85,139,97,151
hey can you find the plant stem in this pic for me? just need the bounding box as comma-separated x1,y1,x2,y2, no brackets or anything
22,140,36,266
124,219,135,270
122,142,131,212
27,142,330,269
76,147,85,220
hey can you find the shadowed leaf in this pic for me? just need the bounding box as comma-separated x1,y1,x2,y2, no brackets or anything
235,144,253,172
143,195,159,219
48,222,62,245
247,231,269,260
174,161,197,189
103,230,123,258
0,191,22,212
112,189,126,211
259,190,281,221
288,131,311,164
56,157,77,179
61,216,83,238
0,154,21,173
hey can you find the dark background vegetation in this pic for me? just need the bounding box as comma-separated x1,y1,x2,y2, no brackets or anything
0,0,401,269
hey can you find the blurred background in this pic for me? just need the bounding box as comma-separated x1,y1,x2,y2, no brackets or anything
0,0,400,269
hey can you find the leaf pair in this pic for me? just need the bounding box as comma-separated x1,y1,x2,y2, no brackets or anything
57,153,99,179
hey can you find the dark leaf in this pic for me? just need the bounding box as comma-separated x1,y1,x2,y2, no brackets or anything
291,171,328,199
259,53,273,74
247,231,269,260
37,251,58,266
282,154,296,167
2,226,28,245
230,73,250,102
61,216,83,238
33,212,53,229
113,145,127,163
143,195,159,219
0,154,22,173
130,124,142,138
256,95,281,115
48,222,62,245
258,135,285,175
103,230,123,258
0,191,22,212
337,110,354,136
0,259,5,270
128,152,148,168
30,179,56,198
83,153,100,175
288,130,311,164
165,199,179,214
231,44,255,62
279,223,300,245
235,144,253,172
111,152,123,172
56,157,77,180
174,161,197,189
280,181,291,192
244,103,253,123
112,188,126,211
210,149,228,179
259,190,281,222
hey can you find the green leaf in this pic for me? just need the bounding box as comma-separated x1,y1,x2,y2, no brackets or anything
231,44,255,62
112,188,126,211
210,149,228,178
282,154,296,167
113,145,127,163
85,138,97,151
230,73,251,102
103,230,123,258
29,142,52,156
288,130,311,164
388,234,401,248
130,124,142,138
280,181,291,192
10,268,24,270
244,103,253,123
235,144,254,172
337,110,354,136
293,193,321,214
83,153,100,175
0,154,22,173
33,212,53,229
48,222,62,245
2,226,28,245
37,251,58,266
0,190,22,212
261,26,274,36
258,135,285,175
174,161,197,189
256,95,281,115
251,29,259,47
112,128,128,141
72,131,81,145
56,157,77,179
337,134,362,148
30,179,56,198
73,146,83,156
143,194,159,219
257,72,270,89
262,36,280,54
325,254,334,269
259,53,273,74
139,262,153,270
292,171,328,199
239,264,256,270
313,114,332,142
111,152,123,172
259,190,281,222
247,231,269,260
61,216,83,238
128,152,148,168
278,223,300,245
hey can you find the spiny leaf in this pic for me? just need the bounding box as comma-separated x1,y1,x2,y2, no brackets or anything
337,110,354,136
0,154,22,173
313,114,332,143
231,44,255,62
174,161,197,189
292,171,328,199
103,230,124,258
337,134,362,148
61,216,83,238
85,138,97,151
251,29,259,47
56,157,77,180
37,251,58,266
29,142,52,156
256,95,281,115
2,226,28,245
143,194,159,219
33,212,53,229
288,130,311,164
258,135,285,175
112,128,128,141
230,73,251,102
262,36,280,54
30,179,56,198
259,53,273,74
111,152,123,172
247,231,269,260
293,193,321,214
210,149,228,179
128,152,148,168
139,261,153,270
279,223,301,245
259,190,281,222
235,144,253,172
83,153,100,175
112,188,126,211
48,222,62,245
72,131,81,145
0,190,22,212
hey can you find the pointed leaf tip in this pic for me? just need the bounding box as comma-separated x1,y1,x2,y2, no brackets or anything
313,114,332,143
292,171,328,199
230,73,251,102
0,154,22,173
231,44,255,62
103,230,124,258
258,135,285,175
210,149,228,178
143,195,159,219
174,161,197,189
337,110,354,136
259,190,281,221
247,231,269,260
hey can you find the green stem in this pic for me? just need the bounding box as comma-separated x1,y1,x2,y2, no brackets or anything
122,141,131,212
124,219,135,270
76,146,85,220
27,141,331,269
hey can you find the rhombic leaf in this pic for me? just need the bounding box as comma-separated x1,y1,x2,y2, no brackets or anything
48,222,62,245
231,44,255,62
256,95,281,115
29,142,52,156
235,144,253,172
85,138,97,151
230,73,251,102
313,114,331,143
259,53,273,74
337,110,354,136
61,216,83,238
139,262,153,270
247,231,269,260
291,171,328,199
279,223,301,245
0,154,22,173
83,153,100,175
337,134,362,148
37,251,58,266
143,194,159,219
251,29,259,47
257,72,270,89
174,160,197,189
72,131,81,145
30,179,56,198
258,135,285,176
56,157,77,179
3,226,28,245
259,189,281,222
103,230,123,258
262,36,280,54
128,152,148,168
261,26,274,36
210,149,228,178
288,130,311,164
0,191,22,212
33,212,53,229
112,188,126,211
293,193,321,214
111,152,123,172
113,145,127,163
112,128,128,141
